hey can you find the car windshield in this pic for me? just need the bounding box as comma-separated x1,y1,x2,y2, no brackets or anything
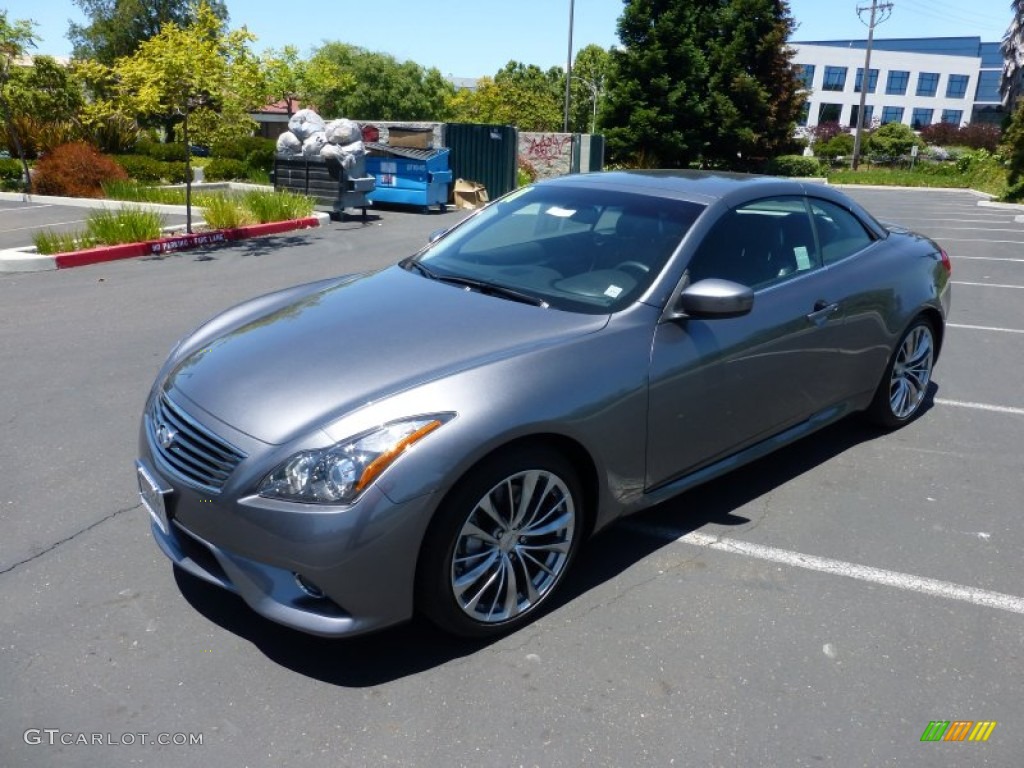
409,184,705,314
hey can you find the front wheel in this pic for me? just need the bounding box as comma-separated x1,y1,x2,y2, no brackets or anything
866,317,935,428
418,447,584,638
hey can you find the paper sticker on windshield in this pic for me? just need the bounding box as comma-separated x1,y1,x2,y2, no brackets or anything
546,206,576,218
604,285,623,298
794,246,811,270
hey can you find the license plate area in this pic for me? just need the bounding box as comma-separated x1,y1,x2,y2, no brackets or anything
137,462,170,535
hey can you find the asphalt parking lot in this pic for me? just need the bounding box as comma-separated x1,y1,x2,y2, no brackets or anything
1,188,1021,767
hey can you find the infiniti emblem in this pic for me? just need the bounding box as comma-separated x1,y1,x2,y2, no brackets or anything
156,423,178,449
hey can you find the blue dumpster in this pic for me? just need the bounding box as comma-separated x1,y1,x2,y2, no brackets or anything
365,144,453,212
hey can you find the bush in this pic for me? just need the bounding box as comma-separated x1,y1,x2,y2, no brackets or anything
212,135,274,161
137,141,188,162
113,155,181,184
807,121,849,143
203,158,249,181
766,155,823,177
245,144,275,174
919,122,961,147
240,189,314,223
958,123,1002,151
201,195,253,229
814,133,855,159
32,142,128,197
0,158,25,190
89,114,140,154
85,206,164,244
867,122,920,159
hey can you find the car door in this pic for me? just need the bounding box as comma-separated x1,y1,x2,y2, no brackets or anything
645,196,852,489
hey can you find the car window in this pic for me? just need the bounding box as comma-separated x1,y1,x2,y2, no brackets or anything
685,197,822,289
808,198,875,265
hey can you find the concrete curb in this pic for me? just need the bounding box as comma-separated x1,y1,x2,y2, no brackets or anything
1,212,329,273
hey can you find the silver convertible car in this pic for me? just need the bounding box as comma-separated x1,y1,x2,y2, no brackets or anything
137,171,951,638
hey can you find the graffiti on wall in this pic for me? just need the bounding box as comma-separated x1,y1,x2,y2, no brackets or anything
520,133,574,179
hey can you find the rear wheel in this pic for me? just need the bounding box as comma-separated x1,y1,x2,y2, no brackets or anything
866,317,935,428
418,447,583,638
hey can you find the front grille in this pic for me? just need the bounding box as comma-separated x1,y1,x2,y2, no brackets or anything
148,393,245,492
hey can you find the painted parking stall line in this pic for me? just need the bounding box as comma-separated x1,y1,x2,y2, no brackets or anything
934,398,1024,416
952,255,1024,263
952,281,1024,289
622,524,1024,616
948,323,1024,334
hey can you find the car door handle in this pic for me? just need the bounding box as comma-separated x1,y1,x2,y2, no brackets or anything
806,300,839,325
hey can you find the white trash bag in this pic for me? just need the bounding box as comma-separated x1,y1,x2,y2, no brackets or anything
288,109,326,142
301,131,328,157
275,131,302,155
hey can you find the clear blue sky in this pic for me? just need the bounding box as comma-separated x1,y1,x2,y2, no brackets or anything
4,0,1015,77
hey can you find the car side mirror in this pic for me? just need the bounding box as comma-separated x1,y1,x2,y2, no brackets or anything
669,278,754,320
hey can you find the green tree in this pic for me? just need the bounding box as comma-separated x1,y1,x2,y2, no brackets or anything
6,56,85,124
260,45,308,117
305,42,452,120
569,45,611,134
69,0,228,65
0,11,38,190
1002,103,1024,196
114,1,262,229
602,0,804,168
447,75,561,131
1001,0,1023,110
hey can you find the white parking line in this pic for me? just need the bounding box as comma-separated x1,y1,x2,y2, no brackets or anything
622,524,1024,616
948,323,1024,334
1,219,89,233
952,281,1024,289
0,205,53,213
937,239,1024,245
952,255,1024,263
934,398,1024,416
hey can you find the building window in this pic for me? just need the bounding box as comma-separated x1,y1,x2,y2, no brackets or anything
946,75,970,99
911,108,934,128
855,68,879,93
941,109,963,125
823,66,847,92
796,64,815,90
916,72,939,97
881,106,904,124
818,103,843,123
798,101,811,126
886,70,910,95
850,104,874,129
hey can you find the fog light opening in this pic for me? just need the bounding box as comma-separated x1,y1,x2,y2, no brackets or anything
293,572,325,598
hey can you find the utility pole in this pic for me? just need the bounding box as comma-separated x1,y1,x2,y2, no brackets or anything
563,0,575,133
851,0,893,170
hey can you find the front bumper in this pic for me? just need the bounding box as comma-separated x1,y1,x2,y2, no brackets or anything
137,427,439,637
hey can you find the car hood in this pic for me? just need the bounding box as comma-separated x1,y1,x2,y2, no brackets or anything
166,266,609,444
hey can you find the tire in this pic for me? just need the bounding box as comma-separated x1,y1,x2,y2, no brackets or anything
418,446,584,638
865,316,936,428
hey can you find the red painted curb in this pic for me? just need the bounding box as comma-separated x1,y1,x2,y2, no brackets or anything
53,216,320,269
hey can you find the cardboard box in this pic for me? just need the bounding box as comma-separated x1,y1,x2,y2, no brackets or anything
387,128,433,149
453,179,489,210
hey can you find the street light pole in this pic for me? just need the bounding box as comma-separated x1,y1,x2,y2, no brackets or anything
563,0,574,132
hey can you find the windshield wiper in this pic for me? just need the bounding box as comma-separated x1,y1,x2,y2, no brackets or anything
404,259,439,280
435,274,549,308
404,258,548,307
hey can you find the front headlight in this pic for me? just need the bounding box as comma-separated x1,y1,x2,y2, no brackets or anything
258,414,454,504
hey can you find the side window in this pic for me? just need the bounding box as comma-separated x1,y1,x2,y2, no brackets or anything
808,199,874,265
686,197,822,289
